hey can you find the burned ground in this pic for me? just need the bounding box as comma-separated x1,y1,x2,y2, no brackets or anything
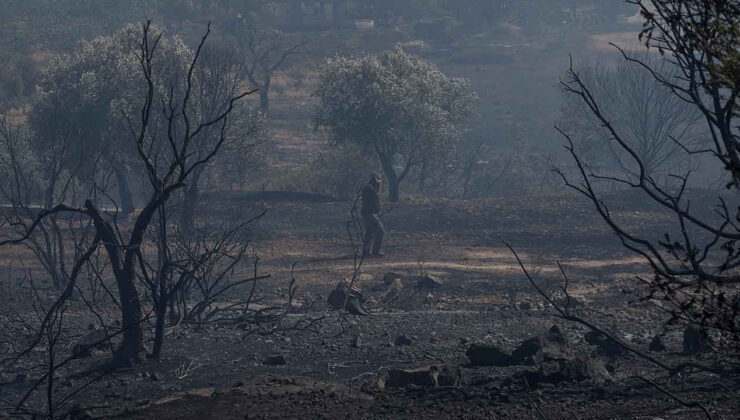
1,191,737,419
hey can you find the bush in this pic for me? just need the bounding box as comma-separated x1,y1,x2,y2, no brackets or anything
277,148,377,201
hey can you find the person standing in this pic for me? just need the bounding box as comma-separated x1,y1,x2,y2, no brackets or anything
361,173,385,257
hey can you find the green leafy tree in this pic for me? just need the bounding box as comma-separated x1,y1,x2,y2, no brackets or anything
313,48,476,202
30,24,191,214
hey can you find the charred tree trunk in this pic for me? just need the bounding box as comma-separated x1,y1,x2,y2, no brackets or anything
259,75,271,113
85,193,168,364
151,281,168,359
180,169,202,238
114,263,144,363
114,166,135,216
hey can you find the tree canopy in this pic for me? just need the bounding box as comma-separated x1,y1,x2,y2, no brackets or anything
313,47,476,201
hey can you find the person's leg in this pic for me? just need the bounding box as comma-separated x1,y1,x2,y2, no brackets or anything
371,215,385,255
362,215,375,256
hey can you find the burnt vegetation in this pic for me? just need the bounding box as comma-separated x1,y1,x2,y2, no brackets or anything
0,1,739,419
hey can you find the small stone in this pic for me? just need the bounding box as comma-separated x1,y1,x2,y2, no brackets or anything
327,282,367,315
264,354,286,366
151,372,164,381
394,335,412,346
683,325,711,355
648,336,666,352
511,325,570,365
386,365,460,388
519,302,531,310
383,272,402,285
584,330,625,357
415,275,443,290
72,328,109,358
466,343,513,366
351,335,362,348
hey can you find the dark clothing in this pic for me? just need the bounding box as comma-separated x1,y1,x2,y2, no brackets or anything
362,214,385,256
360,182,383,255
361,184,380,216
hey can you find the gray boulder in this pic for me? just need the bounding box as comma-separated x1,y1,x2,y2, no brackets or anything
511,325,570,365
466,343,514,366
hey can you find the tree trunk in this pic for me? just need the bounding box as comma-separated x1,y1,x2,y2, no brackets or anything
151,291,167,359
260,76,271,113
379,153,401,202
85,199,148,364
387,178,399,202
113,265,144,364
180,169,202,238
462,166,473,199
114,167,135,216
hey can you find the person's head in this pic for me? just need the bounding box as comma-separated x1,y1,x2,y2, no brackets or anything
369,173,381,190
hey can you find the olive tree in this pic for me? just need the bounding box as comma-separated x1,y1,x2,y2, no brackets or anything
178,43,267,236
313,48,477,202
29,24,191,215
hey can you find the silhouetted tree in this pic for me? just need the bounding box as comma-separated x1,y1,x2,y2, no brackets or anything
236,24,305,113
556,0,740,370
0,22,254,364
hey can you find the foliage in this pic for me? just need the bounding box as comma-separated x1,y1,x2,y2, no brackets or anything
313,47,476,201
286,147,377,201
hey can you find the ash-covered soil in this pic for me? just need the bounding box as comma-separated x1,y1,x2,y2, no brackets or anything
1,192,738,419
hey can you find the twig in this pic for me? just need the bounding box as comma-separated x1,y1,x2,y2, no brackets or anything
635,376,713,420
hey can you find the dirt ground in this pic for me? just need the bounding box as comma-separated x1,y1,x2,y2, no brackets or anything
1,191,738,419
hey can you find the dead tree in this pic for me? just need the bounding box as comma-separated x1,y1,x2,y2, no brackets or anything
0,21,254,365
237,25,305,113
558,50,702,181
549,0,740,372
179,43,266,238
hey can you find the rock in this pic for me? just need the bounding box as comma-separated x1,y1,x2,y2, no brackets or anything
351,335,362,348
345,298,369,316
507,356,610,387
519,302,531,310
72,328,109,358
511,325,570,365
264,354,286,366
466,343,514,366
394,335,412,346
554,296,584,308
649,336,666,352
584,330,625,357
327,283,368,315
151,372,164,381
386,365,460,388
376,377,386,391
414,275,443,290
383,272,402,285
470,375,497,387
584,330,604,346
683,325,711,355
